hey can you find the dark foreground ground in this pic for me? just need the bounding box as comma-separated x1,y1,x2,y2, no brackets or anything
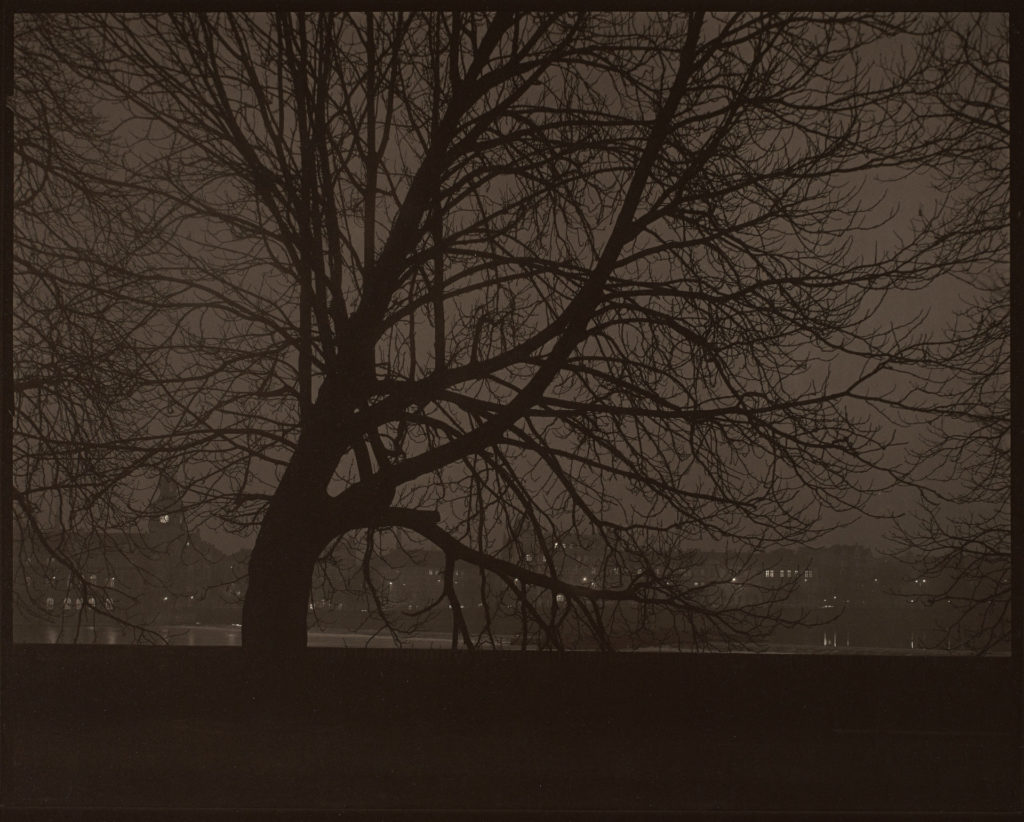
3,646,1021,819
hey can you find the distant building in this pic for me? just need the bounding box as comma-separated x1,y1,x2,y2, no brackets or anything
751,543,981,650
335,534,960,651
16,491,981,651
14,473,239,634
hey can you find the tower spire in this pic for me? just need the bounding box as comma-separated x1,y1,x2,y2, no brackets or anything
148,470,187,537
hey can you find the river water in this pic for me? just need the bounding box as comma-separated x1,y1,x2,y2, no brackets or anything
14,623,976,653
14,623,464,649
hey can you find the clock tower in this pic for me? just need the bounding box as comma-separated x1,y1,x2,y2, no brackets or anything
147,472,187,545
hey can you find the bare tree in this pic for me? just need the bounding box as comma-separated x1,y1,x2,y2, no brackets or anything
888,13,1010,651
14,12,976,656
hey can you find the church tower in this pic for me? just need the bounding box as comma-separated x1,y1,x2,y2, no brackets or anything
147,472,188,545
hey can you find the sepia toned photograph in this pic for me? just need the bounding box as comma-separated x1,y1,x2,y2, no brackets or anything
2,8,1016,819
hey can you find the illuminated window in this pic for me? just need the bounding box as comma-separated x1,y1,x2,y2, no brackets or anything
804,570,813,580
159,514,170,524
45,597,54,610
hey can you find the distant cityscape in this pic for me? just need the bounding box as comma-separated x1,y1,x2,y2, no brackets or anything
13,476,998,652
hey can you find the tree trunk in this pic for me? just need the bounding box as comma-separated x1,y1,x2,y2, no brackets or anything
240,465,336,659
237,410,356,712
239,372,376,662
241,528,320,658
239,511,324,713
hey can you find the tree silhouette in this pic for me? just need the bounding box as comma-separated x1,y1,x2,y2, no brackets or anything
12,12,991,656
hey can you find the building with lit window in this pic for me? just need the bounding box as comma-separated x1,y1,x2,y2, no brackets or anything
14,474,235,635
